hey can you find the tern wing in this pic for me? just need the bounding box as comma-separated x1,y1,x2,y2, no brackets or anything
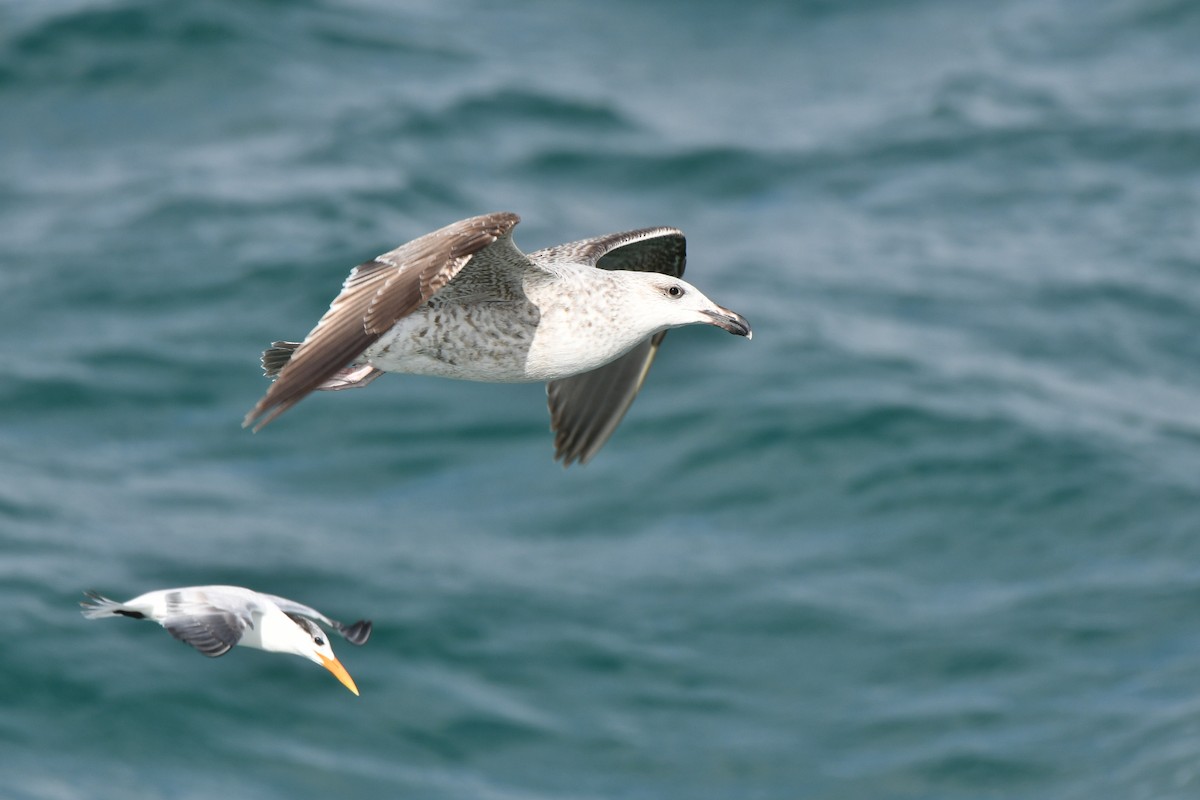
265,593,373,646
162,612,248,658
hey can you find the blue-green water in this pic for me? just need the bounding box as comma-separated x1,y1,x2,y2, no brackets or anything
3,0,1200,797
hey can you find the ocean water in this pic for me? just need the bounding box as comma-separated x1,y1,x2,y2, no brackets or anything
3,0,1200,797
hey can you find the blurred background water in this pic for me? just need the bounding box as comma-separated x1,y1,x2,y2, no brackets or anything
2,0,1200,797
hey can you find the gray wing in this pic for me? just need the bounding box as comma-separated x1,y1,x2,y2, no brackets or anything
162,612,248,658
243,212,523,431
541,227,686,466
266,593,373,646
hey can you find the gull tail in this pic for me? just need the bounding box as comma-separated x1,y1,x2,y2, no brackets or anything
261,341,301,379
80,591,144,620
246,342,385,430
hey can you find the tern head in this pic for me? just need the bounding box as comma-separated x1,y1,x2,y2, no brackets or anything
283,616,360,696
623,273,752,340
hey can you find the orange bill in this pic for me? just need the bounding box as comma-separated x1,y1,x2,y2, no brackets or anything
319,654,360,696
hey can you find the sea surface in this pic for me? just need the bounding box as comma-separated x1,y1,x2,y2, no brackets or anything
3,0,1200,798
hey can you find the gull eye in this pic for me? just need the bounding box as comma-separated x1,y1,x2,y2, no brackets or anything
666,284,684,298
314,636,326,646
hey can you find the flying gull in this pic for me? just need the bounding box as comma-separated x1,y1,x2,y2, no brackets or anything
81,585,372,695
243,211,751,465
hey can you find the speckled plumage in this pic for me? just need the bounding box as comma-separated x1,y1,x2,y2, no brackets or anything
244,212,751,465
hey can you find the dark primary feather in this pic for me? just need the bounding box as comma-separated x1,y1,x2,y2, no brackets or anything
163,613,247,658
334,619,372,646
531,226,685,276
542,227,685,464
548,336,661,466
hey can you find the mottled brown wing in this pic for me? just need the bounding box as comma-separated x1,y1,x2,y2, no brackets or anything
542,227,686,465
243,212,521,430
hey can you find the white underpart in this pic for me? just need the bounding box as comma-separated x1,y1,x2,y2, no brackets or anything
101,585,334,661
364,268,720,383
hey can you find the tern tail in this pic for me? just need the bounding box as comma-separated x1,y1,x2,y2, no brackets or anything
80,591,143,619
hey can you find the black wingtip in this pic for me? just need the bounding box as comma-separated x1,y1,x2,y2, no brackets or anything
338,619,373,646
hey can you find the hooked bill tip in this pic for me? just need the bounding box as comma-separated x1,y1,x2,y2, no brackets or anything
704,308,752,339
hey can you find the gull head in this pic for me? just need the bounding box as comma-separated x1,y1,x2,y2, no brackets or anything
626,273,752,340
284,616,360,696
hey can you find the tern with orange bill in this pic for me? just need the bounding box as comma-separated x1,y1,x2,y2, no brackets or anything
80,585,371,695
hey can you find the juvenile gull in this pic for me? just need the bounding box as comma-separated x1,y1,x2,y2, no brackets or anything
243,211,751,465
81,585,372,695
